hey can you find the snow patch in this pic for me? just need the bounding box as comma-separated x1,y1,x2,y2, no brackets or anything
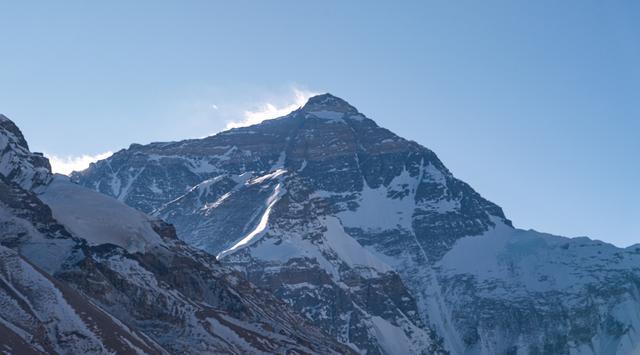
338,170,417,232
321,217,392,273
217,183,284,259
370,316,412,355
248,216,392,278
248,169,287,185
307,110,345,123
39,175,164,253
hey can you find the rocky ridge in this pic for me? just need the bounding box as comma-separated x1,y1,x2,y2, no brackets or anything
0,114,352,354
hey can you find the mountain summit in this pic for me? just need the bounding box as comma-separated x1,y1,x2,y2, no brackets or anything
74,95,640,354
301,93,361,114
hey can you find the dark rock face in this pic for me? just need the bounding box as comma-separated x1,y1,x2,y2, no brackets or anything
0,114,352,354
0,244,168,355
0,115,52,190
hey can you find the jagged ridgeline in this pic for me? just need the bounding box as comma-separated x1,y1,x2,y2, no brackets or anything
72,94,640,354
0,114,353,354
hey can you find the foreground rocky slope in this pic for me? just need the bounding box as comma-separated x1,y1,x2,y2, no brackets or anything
0,114,351,354
75,94,640,354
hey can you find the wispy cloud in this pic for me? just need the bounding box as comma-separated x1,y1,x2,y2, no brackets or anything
45,151,113,175
225,88,318,130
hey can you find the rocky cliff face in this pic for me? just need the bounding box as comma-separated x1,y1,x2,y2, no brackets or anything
0,115,51,191
74,93,640,354
0,115,352,354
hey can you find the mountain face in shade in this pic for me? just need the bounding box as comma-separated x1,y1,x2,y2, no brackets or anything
0,114,52,190
0,115,352,354
74,93,640,355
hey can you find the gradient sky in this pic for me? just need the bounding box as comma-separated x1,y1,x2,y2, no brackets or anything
1,1,638,247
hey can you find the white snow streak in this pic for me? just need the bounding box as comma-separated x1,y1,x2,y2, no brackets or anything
217,183,284,259
225,89,317,129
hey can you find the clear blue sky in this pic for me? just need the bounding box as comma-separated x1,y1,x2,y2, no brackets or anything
1,1,638,246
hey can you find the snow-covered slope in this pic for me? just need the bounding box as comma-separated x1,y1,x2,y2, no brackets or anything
0,244,165,355
0,114,353,354
438,223,640,354
75,93,640,354
40,175,164,253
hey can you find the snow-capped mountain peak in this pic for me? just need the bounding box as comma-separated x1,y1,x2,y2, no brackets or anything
71,95,640,354
302,93,359,113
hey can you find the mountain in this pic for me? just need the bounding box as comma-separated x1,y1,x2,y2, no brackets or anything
74,93,640,354
0,114,352,354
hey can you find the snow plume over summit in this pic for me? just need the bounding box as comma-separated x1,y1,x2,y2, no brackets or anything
46,151,113,175
225,88,318,129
